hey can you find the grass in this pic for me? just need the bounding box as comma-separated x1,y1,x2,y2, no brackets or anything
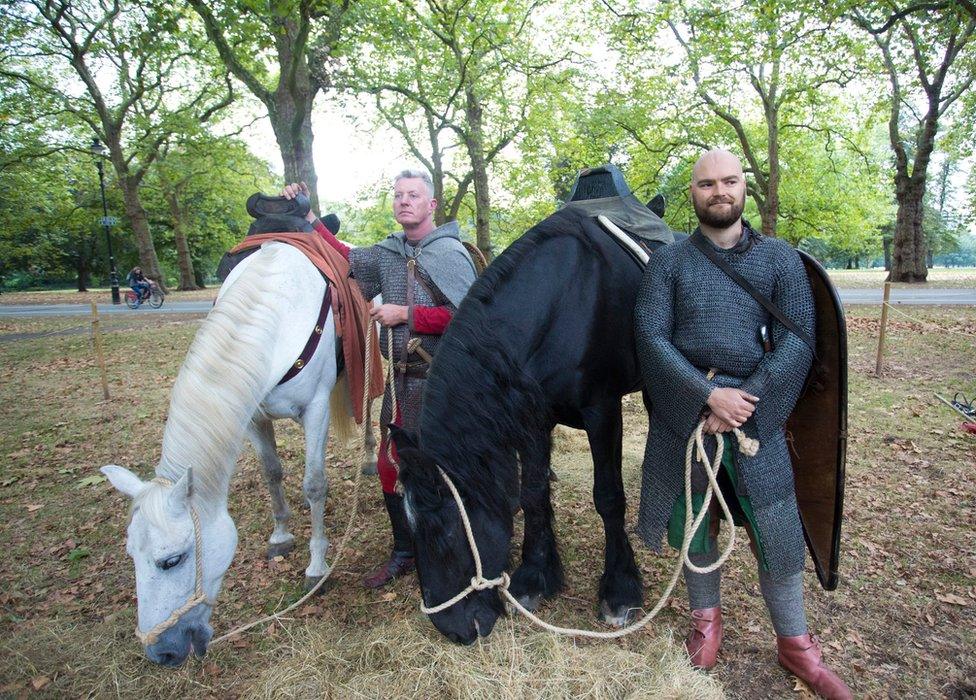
0,304,974,698
825,267,976,289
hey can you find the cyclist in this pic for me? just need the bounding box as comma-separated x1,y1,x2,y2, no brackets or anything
125,267,153,305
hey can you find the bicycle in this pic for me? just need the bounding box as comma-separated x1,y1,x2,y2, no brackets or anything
124,282,165,309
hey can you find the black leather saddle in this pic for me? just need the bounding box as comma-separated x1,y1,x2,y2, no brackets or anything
561,164,681,254
216,193,341,282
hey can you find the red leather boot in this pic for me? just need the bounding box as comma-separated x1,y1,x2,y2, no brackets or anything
684,607,723,670
777,633,852,699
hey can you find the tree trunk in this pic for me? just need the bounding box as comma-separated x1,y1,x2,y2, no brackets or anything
763,107,780,238
890,176,928,282
463,88,492,258
119,176,167,292
75,257,90,292
271,21,319,212
164,189,199,291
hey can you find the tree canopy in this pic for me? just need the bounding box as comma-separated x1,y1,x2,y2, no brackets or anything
0,0,972,290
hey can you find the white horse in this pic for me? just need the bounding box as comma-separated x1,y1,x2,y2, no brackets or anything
102,242,369,666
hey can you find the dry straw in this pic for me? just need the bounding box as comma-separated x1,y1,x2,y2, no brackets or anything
255,616,724,699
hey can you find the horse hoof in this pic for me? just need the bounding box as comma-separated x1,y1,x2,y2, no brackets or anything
598,600,637,628
361,461,378,476
266,540,295,559
303,574,332,595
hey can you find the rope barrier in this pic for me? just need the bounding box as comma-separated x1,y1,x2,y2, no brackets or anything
881,302,976,339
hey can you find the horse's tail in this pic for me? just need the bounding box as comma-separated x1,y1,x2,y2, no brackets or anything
329,371,358,447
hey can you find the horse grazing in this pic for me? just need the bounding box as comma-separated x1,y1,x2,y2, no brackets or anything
392,205,663,645
102,242,357,666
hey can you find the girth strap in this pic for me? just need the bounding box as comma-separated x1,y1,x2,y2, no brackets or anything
278,285,333,385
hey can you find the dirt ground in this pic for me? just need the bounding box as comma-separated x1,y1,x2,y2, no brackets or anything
0,304,973,698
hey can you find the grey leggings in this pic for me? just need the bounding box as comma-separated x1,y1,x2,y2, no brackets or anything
684,539,808,637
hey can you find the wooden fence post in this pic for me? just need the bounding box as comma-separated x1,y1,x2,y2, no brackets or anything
90,302,110,400
874,282,891,377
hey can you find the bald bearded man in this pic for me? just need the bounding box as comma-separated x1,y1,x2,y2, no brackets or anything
633,150,851,699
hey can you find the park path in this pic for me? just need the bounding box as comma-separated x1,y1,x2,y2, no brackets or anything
2,287,975,319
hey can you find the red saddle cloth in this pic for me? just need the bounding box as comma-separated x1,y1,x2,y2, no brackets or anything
229,232,384,420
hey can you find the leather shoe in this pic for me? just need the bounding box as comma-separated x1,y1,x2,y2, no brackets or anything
362,551,415,589
777,633,852,699
684,606,723,670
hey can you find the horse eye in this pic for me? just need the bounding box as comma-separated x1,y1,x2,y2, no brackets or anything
158,554,185,571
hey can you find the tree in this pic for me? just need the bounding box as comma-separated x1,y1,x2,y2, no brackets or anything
186,0,351,212
1,0,235,290
0,153,115,291
851,2,976,281
144,137,279,288
334,0,575,256
652,0,862,237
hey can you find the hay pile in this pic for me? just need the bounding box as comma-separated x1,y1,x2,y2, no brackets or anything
255,615,723,699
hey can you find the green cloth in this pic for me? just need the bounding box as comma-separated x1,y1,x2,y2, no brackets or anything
667,434,770,570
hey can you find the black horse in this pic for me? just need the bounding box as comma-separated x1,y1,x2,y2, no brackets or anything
392,186,670,644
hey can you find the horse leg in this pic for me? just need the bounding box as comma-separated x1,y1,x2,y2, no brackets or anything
248,416,295,559
509,426,564,612
583,400,643,627
300,397,331,591
362,398,378,476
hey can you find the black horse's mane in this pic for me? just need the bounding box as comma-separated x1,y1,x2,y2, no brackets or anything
416,208,598,522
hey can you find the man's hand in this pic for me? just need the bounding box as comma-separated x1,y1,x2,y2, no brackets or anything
706,387,759,427
370,303,408,327
281,181,316,223
702,413,734,435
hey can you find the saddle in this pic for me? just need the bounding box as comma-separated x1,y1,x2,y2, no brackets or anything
561,164,679,258
216,193,341,282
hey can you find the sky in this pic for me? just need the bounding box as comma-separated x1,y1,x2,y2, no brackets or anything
238,100,418,205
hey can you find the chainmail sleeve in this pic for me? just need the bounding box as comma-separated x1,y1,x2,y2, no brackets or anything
347,247,382,301
635,246,716,439
739,243,815,435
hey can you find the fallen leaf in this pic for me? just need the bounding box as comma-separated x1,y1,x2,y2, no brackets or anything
936,592,970,607
26,504,42,512
31,676,51,691
76,475,106,489
381,591,397,602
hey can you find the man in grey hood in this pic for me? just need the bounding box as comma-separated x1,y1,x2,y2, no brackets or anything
284,169,477,588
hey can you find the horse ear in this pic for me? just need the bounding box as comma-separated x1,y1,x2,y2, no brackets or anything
101,465,146,499
389,425,418,452
166,469,193,514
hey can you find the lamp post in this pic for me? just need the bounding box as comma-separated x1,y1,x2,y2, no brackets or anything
90,138,121,304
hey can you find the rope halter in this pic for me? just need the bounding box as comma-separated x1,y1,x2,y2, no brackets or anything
418,465,511,615
134,471,214,647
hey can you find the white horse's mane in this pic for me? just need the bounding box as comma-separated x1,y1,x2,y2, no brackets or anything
138,245,293,521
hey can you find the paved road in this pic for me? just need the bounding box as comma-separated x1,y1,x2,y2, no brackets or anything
1,288,974,317
0,301,213,316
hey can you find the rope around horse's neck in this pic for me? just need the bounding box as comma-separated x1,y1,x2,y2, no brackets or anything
420,420,759,640
210,319,376,646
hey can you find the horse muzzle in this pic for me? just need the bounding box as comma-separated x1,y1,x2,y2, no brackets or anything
144,621,213,667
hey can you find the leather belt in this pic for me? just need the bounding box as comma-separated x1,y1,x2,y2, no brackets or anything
278,285,332,385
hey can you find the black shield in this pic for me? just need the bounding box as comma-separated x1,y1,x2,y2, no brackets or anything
787,252,847,591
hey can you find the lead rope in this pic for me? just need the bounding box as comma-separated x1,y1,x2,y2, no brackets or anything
208,318,376,646
420,402,759,640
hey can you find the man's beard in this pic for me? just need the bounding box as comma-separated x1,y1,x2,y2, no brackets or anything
693,194,744,228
